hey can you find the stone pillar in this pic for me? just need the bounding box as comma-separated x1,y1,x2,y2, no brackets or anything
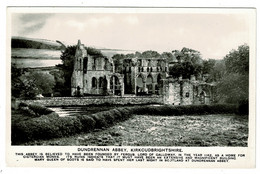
143,81,147,94
119,77,124,96
121,83,124,96
107,75,112,95
112,77,115,95
152,83,156,94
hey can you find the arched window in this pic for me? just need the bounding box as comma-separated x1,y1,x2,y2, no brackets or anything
104,59,108,70
92,77,97,88
157,74,162,84
92,58,96,70
83,57,88,73
146,74,153,94
138,60,142,67
99,77,104,88
157,60,160,67
148,60,151,67
79,59,82,69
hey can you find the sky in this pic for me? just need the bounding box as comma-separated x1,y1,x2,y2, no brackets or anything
11,10,252,60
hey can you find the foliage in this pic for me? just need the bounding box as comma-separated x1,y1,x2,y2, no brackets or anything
112,54,125,73
77,115,96,132
202,59,216,74
141,50,161,58
11,63,25,98
12,113,82,144
207,60,226,82
12,104,240,144
86,47,104,58
224,44,249,75
161,52,175,62
19,71,55,98
59,45,77,96
170,47,203,79
11,63,56,98
49,70,66,96
19,73,40,99
131,104,237,116
215,44,249,104
28,104,54,116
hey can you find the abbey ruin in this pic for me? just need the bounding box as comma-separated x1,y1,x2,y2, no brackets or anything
71,40,215,105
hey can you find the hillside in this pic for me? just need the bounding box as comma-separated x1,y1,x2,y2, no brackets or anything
11,36,62,50
11,36,136,67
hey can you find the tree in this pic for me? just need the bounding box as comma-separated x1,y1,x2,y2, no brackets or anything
49,70,66,96
216,44,249,105
207,59,226,82
20,72,55,98
112,54,125,73
161,52,175,62
11,63,24,98
141,50,160,58
224,44,249,75
202,59,216,75
59,45,77,96
31,72,55,96
169,47,203,79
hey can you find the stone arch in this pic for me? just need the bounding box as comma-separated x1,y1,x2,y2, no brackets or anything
110,75,121,95
157,73,162,84
199,90,206,104
92,77,97,88
146,74,153,94
146,74,153,84
104,58,108,70
99,77,104,88
136,73,145,82
136,74,144,87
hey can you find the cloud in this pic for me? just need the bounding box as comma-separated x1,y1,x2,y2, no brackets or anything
11,12,251,60
12,14,53,35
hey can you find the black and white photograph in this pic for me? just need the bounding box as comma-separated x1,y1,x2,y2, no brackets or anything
5,6,256,168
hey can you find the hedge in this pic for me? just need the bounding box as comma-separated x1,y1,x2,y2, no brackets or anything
131,104,237,116
12,104,238,144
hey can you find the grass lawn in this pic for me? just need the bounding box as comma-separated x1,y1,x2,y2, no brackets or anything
22,114,248,146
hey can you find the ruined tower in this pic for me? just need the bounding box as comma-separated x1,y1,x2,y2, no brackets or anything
71,40,88,96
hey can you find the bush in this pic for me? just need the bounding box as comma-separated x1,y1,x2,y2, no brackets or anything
12,103,239,145
102,111,116,125
109,109,123,121
77,115,96,132
131,104,237,116
28,104,54,116
19,106,37,117
117,107,133,120
12,113,82,144
91,113,109,129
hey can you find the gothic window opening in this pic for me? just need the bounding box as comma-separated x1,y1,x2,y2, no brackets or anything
110,76,120,95
92,77,97,88
92,58,96,70
146,75,153,94
148,59,151,67
99,77,104,88
83,57,88,73
104,59,108,70
80,59,82,69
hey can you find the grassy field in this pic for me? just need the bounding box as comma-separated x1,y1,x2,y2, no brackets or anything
22,114,248,146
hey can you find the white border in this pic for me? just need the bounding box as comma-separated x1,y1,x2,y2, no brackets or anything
1,0,259,174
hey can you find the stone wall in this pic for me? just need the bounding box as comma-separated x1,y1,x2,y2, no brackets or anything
162,79,194,105
19,96,163,107
182,81,194,105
